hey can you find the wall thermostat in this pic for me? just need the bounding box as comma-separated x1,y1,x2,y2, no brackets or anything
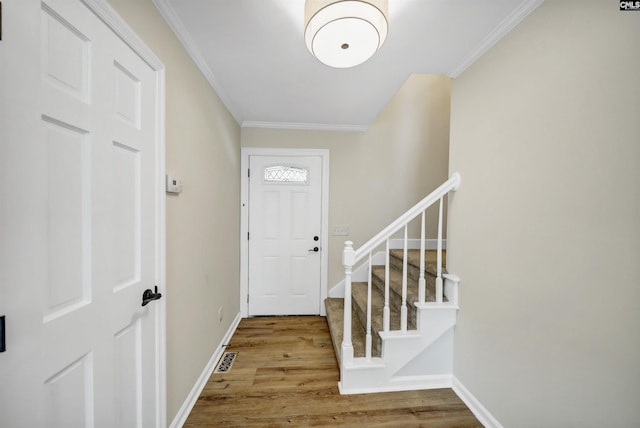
166,174,182,194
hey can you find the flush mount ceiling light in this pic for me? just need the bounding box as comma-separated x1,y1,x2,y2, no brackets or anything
304,0,389,68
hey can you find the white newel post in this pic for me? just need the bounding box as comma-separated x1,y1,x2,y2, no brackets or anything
342,241,355,365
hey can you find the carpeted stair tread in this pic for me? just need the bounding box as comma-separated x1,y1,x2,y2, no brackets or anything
369,267,418,330
353,282,385,329
353,281,418,345
372,265,425,304
352,281,405,331
352,282,383,357
325,297,367,363
374,264,448,305
389,249,445,278
352,282,413,357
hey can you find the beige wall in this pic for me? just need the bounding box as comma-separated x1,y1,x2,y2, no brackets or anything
242,74,451,288
108,0,241,423
448,1,640,426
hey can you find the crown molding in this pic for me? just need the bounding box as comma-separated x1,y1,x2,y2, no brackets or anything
152,0,243,124
241,120,368,132
448,0,544,78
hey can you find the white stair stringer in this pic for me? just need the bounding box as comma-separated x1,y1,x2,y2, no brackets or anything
338,303,458,395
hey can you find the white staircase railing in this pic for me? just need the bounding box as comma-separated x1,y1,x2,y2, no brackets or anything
341,172,461,365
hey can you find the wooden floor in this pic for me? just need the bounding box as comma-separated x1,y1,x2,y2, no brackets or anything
184,316,482,427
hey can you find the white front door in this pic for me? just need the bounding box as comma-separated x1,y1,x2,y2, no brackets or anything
248,155,323,315
0,1,163,426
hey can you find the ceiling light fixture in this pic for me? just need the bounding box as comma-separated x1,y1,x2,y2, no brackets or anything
304,0,389,69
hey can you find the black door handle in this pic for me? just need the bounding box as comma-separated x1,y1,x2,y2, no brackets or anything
308,247,320,252
142,286,162,306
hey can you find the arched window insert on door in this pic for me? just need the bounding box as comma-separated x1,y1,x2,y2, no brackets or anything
264,165,308,184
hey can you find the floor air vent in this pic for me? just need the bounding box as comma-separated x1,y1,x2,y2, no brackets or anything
214,351,237,373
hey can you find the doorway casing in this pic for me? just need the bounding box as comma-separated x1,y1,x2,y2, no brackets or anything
240,148,330,317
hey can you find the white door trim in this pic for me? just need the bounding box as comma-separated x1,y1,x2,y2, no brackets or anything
83,1,167,424
241,148,330,317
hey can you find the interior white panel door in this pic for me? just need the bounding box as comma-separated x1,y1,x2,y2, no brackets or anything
0,0,162,426
248,156,323,315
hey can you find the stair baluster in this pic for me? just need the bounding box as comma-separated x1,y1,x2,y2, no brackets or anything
436,197,444,303
418,211,426,304
383,239,390,332
401,225,408,332
366,253,372,361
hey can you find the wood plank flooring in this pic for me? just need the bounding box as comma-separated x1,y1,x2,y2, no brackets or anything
184,316,482,427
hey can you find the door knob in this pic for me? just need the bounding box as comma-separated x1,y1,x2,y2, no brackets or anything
142,286,162,306
313,236,319,241
308,247,320,252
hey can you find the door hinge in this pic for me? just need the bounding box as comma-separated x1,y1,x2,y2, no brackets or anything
247,232,250,240
247,294,249,303
248,168,250,178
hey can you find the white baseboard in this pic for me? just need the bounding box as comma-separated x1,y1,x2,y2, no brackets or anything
169,312,242,428
338,374,452,395
452,376,503,428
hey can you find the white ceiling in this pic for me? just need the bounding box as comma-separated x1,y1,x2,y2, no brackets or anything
153,0,542,130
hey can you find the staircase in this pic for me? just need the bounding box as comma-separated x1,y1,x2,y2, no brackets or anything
326,249,444,359
325,173,461,394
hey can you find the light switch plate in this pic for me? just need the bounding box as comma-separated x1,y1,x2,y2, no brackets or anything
332,225,349,236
